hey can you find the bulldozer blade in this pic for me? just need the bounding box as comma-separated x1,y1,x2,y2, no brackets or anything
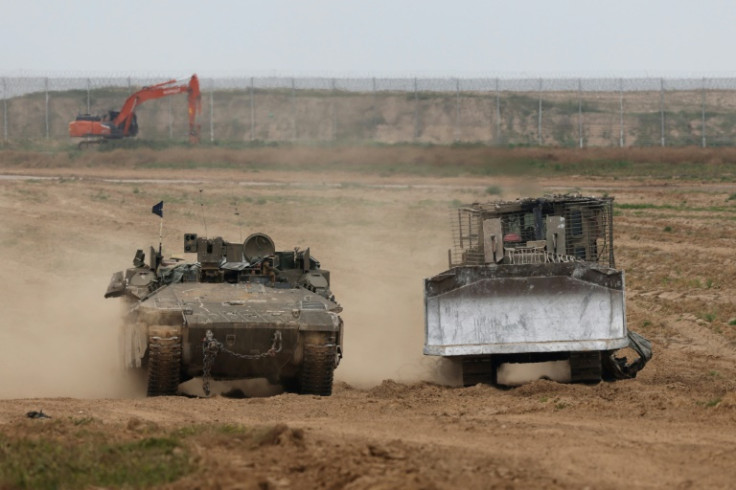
424,262,629,357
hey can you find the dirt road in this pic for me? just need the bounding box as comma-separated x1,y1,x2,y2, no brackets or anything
0,160,735,489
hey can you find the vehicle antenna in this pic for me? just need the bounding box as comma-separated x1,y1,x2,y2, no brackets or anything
199,189,208,238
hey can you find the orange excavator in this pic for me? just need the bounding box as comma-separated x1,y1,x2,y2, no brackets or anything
69,74,201,147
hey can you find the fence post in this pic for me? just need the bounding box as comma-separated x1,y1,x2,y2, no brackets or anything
291,77,296,142
249,77,255,141
86,78,91,114
701,77,707,148
660,78,666,147
371,77,377,139
413,77,419,141
44,78,50,139
331,78,337,142
209,80,214,143
2,78,7,142
455,78,460,142
537,78,543,145
577,78,583,148
371,76,376,108
371,77,376,109
494,78,501,145
619,78,624,147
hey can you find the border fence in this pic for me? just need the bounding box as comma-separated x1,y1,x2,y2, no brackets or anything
3,76,736,147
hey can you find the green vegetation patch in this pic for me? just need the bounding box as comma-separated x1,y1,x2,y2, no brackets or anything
5,145,736,181
0,431,189,489
0,420,298,489
485,184,503,195
616,203,675,210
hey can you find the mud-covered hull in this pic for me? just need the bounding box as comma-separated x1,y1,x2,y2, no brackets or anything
109,231,343,396
127,282,342,394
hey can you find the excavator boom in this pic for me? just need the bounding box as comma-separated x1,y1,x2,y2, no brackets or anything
69,74,201,146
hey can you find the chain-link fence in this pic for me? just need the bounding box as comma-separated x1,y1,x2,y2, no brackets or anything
3,76,736,147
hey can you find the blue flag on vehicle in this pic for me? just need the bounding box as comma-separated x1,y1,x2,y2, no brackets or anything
152,201,164,218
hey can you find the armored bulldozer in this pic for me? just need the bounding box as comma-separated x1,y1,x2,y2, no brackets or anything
424,195,651,386
105,232,343,396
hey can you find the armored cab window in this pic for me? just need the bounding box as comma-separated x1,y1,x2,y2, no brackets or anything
521,212,537,243
502,213,523,245
562,202,612,264
569,209,584,237
450,206,485,266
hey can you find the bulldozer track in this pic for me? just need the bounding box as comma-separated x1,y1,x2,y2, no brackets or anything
569,351,602,383
299,337,336,396
461,358,495,387
146,336,182,396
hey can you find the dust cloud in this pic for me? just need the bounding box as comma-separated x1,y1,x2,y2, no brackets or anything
310,178,539,389
325,212,462,389
0,167,537,397
496,360,572,386
0,269,143,399
335,273,460,388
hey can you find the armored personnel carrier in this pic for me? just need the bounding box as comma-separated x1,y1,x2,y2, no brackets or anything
424,195,651,386
105,232,343,396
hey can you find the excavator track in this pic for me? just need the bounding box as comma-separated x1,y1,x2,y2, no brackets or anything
299,333,337,396
77,138,105,149
146,335,182,396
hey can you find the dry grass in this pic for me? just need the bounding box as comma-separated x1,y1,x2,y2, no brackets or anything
2,145,736,180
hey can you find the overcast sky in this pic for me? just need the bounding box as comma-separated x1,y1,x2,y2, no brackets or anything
1,0,734,77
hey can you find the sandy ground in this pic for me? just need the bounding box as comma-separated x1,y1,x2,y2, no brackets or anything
1,160,735,489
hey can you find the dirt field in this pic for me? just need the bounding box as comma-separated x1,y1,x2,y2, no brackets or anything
1,149,735,489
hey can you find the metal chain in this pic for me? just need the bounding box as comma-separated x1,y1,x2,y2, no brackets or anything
201,329,283,396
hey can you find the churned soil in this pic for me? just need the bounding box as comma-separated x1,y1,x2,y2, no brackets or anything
1,149,735,489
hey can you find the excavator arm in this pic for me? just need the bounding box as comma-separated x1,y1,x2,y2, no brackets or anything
69,74,202,145
187,75,201,142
